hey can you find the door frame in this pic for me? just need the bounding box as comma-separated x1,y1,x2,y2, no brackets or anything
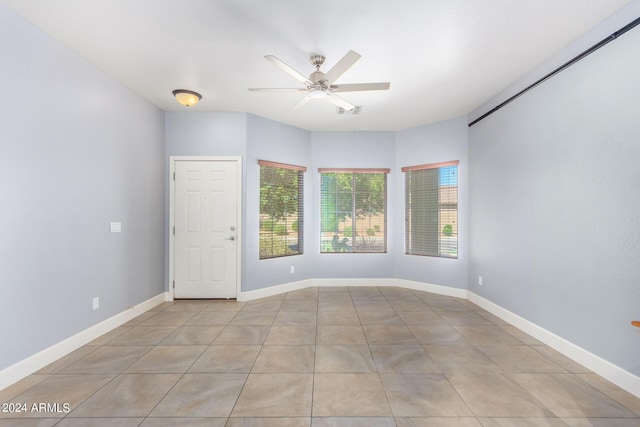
169,156,243,300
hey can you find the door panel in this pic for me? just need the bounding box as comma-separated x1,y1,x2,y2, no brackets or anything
174,160,238,298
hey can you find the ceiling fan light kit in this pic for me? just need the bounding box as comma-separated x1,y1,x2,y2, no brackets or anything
249,50,390,112
172,89,202,107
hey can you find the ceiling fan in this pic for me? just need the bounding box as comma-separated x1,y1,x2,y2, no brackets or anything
248,50,390,111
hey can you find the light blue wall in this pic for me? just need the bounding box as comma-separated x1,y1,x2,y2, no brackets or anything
0,4,165,371
310,131,397,278
395,117,469,288
468,9,640,374
163,111,248,291
244,114,313,291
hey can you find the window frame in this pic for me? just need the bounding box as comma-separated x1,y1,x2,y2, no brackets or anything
402,160,459,259
258,160,306,260
319,168,389,254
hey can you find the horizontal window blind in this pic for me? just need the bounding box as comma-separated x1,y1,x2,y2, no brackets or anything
259,160,305,259
403,161,458,258
320,169,388,253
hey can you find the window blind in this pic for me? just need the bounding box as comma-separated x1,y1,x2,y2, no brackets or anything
258,160,305,259
319,168,388,253
403,161,458,258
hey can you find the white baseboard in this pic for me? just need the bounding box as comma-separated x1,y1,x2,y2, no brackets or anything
397,279,468,299
312,277,397,288
238,279,313,301
0,292,169,391
468,291,640,398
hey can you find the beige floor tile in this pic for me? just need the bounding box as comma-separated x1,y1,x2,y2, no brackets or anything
201,300,246,312
125,345,206,373
241,299,283,312
318,300,357,312
274,311,317,325
426,345,502,374
212,325,270,345
388,299,430,312
61,346,150,373
227,418,310,427
185,311,236,325
87,325,134,345
511,373,637,418
0,374,51,402
424,299,470,312
0,374,114,419
397,311,447,326
281,300,318,312
576,373,640,415
454,325,523,346
499,325,545,345
438,311,492,326
317,311,360,325
477,418,567,426
379,287,417,300
312,373,391,417
370,345,440,373
123,312,158,326
352,300,393,312
530,347,592,374
164,300,211,312
68,373,181,418
55,418,144,427
446,373,556,417
318,293,353,303
317,286,350,292
189,345,260,373
160,325,223,345
141,418,226,427
408,325,467,345
476,345,566,373
36,346,99,374
316,326,367,345
149,373,246,417
229,311,277,326
285,288,319,300
264,325,316,345
362,325,418,345
140,311,196,326
313,417,396,426
474,310,511,326
107,325,179,346
381,373,473,417
357,310,404,325
315,345,376,373
395,418,482,427
562,419,640,426
231,373,313,417
252,346,315,373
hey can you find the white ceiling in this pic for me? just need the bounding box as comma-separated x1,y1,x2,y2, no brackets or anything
2,0,630,131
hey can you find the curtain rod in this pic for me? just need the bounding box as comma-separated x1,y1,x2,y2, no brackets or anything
468,16,640,127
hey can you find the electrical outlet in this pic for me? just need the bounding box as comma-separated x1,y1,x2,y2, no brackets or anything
290,266,295,274
478,276,483,286
93,297,100,310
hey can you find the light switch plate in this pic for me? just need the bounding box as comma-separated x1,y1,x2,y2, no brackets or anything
110,222,122,233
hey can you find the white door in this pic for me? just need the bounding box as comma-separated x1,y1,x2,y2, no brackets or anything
174,160,239,298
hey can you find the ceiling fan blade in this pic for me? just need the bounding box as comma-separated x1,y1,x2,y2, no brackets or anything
265,55,312,85
323,50,361,84
330,82,390,92
291,94,312,111
248,88,307,92
325,93,356,111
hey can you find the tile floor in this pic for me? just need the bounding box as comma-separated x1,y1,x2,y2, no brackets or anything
1,286,639,426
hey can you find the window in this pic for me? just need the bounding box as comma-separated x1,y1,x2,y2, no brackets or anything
320,168,389,253
403,161,458,258
259,160,305,259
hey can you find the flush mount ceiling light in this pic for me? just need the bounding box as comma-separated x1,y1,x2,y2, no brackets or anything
172,89,202,107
